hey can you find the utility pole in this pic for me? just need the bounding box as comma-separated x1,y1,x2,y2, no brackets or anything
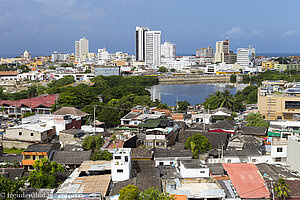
268,97,271,121
221,144,224,163
93,105,96,135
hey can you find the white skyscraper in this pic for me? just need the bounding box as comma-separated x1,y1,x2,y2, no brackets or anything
161,41,176,59
237,46,256,68
75,37,89,61
135,27,149,61
214,40,230,63
145,30,161,67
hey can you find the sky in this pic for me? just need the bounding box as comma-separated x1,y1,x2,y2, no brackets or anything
0,0,299,56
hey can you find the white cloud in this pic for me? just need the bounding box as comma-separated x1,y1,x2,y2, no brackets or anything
282,30,296,37
249,29,266,36
224,27,242,37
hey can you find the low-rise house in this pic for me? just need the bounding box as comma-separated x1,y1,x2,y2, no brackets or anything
154,149,192,167
0,94,58,115
59,129,86,147
3,123,56,149
51,150,92,170
222,163,270,199
22,114,82,135
271,137,288,165
166,178,225,200
240,126,268,137
0,71,19,81
208,120,237,134
52,107,88,118
178,160,210,178
22,143,60,170
50,161,111,199
144,126,180,148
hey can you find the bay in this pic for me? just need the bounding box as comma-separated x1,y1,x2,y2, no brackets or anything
148,83,248,106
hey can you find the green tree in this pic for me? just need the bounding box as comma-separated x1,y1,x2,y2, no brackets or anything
28,158,65,189
170,68,176,72
230,74,237,83
185,134,211,158
140,187,174,200
275,178,291,200
0,175,25,200
177,101,190,112
82,135,104,150
157,66,167,73
245,113,269,127
242,74,250,84
91,150,113,161
49,66,56,70
119,185,140,200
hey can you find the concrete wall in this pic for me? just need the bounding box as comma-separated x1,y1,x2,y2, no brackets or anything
2,140,34,149
179,164,209,178
287,136,300,173
5,128,44,142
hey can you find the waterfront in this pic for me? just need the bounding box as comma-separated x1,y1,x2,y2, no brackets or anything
148,83,248,106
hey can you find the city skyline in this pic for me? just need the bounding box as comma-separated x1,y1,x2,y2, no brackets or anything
0,0,300,56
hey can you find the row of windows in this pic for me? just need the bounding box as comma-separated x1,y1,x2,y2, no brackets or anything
24,155,45,160
285,101,300,109
19,132,34,136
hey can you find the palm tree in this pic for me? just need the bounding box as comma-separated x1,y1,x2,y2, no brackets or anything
275,178,291,200
219,90,234,110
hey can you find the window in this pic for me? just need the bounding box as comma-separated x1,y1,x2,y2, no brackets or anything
159,162,164,166
125,156,128,162
277,116,282,120
200,171,205,173
170,162,173,165
32,155,36,160
117,169,123,173
19,132,22,136
156,142,160,146
24,155,31,159
227,159,231,163
285,101,300,109
39,155,44,159
30,133,34,136
252,159,257,163
277,147,283,152
114,156,121,160
275,157,281,162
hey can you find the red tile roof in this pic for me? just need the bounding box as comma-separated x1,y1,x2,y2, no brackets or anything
1,94,58,109
0,71,18,76
222,163,270,199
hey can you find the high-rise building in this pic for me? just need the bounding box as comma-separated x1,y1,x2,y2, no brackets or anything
51,52,69,62
214,40,230,63
98,46,110,61
135,27,149,61
145,30,161,67
196,46,214,58
161,41,176,59
237,46,256,68
75,37,89,61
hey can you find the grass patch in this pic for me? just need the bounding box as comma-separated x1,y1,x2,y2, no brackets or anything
3,147,25,154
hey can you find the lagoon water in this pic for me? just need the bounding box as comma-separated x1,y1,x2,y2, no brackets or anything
148,83,248,106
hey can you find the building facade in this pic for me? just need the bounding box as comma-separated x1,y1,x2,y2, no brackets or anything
214,40,230,63
94,66,120,76
237,46,256,68
161,41,176,59
196,46,214,58
75,37,89,62
145,30,161,67
135,27,149,61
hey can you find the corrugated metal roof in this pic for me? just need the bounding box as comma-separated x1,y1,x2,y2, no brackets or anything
222,163,270,199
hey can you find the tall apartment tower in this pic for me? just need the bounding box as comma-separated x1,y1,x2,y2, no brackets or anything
75,37,89,61
214,40,230,63
145,30,161,67
196,46,214,58
237,46,256,68
161,41,176,59
135,27,149,61
111,148,131,182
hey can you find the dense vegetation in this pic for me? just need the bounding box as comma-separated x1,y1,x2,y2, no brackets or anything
0,175,25,200
0,64,29,72
202,86,258,112
119,185,174,200
242,70,300,85
245,113,269,127
28,158,65,189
